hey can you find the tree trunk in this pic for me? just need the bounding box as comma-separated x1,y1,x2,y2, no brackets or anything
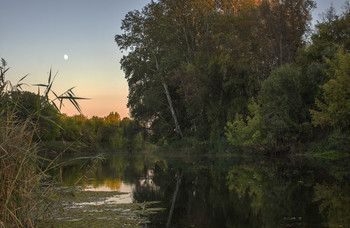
161,79,184,139
154,55,183,139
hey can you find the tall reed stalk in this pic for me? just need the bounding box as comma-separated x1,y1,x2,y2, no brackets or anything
0,59,44,227
0,58,85,227
0,116,46,227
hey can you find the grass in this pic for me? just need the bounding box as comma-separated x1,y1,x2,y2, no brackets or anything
0,58,86,227
0,59,48,227
0,115,50,227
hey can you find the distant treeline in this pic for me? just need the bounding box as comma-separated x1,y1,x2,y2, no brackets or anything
116,0,350,153
58,113,146,151
2,90,146,152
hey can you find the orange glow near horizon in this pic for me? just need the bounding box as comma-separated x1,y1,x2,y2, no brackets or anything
60,96,130,118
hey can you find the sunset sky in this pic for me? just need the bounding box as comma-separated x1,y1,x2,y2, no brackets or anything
0,0,346,118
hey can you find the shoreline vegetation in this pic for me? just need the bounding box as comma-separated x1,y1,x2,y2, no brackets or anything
1,0,350,227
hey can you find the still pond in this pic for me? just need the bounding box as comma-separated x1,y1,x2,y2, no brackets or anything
52,151,349,227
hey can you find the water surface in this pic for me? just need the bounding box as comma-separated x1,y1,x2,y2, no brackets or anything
57,152,350,227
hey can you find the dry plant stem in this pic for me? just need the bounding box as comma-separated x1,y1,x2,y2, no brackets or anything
0,59,85,227
0,119,40,228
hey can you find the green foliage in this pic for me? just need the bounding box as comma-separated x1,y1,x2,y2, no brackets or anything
226,64,314,149
107,127,126,149
314,183,350,226
132,132,144,150
225,100,265,146
259,64,306,146
60,114,86,141
116,0,315,144
9,91,61,141
227,165,265,214
311,48,350,129
307,130,350,155
307,5,350,62
58,114,147,152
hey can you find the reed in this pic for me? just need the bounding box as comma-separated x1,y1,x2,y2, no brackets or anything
0,59,44,227
0,116,47,227
0,58,85,227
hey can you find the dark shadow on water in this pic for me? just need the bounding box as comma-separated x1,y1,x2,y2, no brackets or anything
55,151,350,228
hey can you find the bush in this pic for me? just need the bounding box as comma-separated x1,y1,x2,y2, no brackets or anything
225,100,265,147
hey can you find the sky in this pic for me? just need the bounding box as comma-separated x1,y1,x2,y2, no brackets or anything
0,0,347,118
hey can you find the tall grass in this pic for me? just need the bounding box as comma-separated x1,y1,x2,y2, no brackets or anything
0,116,46,227
0,59,42,227
0,58,85,227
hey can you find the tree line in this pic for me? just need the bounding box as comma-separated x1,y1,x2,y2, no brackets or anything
58,112,146,151
1,89,146,152
116,0,350,153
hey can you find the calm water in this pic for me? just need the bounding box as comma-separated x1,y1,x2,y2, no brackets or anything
57,152,350,227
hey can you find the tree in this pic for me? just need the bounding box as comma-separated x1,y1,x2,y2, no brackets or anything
116,2,184,139
225,63,314,149
83,116,105,144
295,4,350,136
259,64,309,147
116,0,315,143
59,114,87,141
310,48,350,129
261,0,315,65
105,112,121,126
301,5,350,65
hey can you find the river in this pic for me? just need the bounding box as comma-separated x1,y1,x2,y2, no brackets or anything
54,151,349,227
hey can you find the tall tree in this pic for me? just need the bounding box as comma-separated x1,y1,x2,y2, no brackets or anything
116,0,315,142
310,48,350,130
258,0,315,67
116,2,184,139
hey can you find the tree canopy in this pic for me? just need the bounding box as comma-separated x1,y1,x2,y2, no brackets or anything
116,0,315,143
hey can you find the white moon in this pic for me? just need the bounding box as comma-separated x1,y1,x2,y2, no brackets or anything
64,54,69,60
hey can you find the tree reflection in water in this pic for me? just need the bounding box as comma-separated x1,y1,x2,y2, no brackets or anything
56,152,350,227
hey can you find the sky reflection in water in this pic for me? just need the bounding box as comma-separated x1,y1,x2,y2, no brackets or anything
58,153,350,228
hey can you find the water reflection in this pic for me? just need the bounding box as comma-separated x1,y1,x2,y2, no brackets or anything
83,179,132,192
56,153,350,227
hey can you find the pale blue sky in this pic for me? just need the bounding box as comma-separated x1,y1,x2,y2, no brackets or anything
0,0,347,117
0,0,148,118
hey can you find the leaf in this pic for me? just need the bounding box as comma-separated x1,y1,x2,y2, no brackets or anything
51,100,60,112
56,96,89,100
18,74,29,83
51,90,60,100
2,67,10,75
33,84,48,87
40,114,64,130
48,68,52,85
44,70,58,98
